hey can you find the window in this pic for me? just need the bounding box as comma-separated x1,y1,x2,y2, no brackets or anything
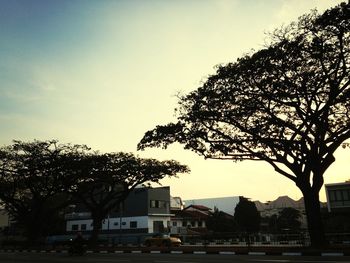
122,222,126,225
150,200,168,208
172,221,177,227
114,222,119,226
198,221,203,227
81,224,87,231
183,221,187,227
336,190,342,201
130,221,137,228
329,189,350,202
329,190,336,201
158,200,167,208
72,224,79,231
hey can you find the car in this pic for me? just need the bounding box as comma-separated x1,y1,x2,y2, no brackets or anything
144,234,181,247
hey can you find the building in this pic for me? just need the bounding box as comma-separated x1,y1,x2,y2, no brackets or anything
254,196,305,218
65,186,173,234
184,196,240,216
325,180,350,212
170,205,212,234
254,195,309,229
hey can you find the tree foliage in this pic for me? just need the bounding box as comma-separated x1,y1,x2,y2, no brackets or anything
234,197,260,234
69,152,189,244
138,3,350,247
206,207,235,233
0,140,88,241
0,140,189,243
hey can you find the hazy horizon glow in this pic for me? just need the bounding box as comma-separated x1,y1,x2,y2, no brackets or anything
0,0,347,202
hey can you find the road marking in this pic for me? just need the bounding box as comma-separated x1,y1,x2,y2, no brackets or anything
253,260,290,262
219,251,235,255
151,250,161,253
248,252,266,255
170,251,183,254
193,251,206,254
282,252,302,256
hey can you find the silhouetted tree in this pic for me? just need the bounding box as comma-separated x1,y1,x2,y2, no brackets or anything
138,3,350,247
68,152,189,245
234,197,260,234
0,140,88,241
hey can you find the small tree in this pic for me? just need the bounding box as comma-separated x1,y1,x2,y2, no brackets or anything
234,197,260,235
138,3,350,247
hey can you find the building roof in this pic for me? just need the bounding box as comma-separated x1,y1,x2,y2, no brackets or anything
184,205,211,211
174,209,211,220
184,196,240,216
254,195,305,211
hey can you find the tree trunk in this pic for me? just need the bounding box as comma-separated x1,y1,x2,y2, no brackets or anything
89,216,103,247
302,190,327,248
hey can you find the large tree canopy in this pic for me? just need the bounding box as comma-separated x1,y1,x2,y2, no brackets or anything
0,140,189,244
0,140,88,241
70,152,189,244
138,3,350,247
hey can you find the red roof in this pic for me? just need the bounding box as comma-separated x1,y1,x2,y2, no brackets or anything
174,209,210,220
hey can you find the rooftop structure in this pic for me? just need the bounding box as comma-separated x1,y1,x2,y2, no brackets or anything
184,196,240,216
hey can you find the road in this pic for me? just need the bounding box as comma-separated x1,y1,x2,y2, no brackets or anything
0,252,350,263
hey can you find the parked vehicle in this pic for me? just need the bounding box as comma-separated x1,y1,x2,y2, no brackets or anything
144,234,181,247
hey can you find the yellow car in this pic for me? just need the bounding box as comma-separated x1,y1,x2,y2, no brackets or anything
144,234,181,247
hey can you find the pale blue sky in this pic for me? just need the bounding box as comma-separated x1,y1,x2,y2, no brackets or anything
0,0,347,202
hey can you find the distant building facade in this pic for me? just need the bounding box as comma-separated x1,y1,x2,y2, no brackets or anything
65,186,173,234
254,195,309,229
325,181,350,212
170,205,212,234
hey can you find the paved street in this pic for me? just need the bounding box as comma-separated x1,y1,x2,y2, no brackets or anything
0,252,350,263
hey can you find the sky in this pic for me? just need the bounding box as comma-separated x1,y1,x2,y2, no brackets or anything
0,0,348,203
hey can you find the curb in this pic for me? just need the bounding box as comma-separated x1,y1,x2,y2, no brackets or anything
0,248,349,256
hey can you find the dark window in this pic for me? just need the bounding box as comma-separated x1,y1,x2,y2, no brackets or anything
172,221,177,227
342,190,349,201
191,221,195,227
336,190,342,201
183,221,187,227
198,221,203,227
81,224,87,231
130,221,137,228
114,222,119,226
150,200,168,208
329,190,336,201
159,200,166,208
72,224,79,231
122,222,126,226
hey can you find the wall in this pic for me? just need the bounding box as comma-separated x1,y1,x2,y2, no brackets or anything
66,216,149,232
